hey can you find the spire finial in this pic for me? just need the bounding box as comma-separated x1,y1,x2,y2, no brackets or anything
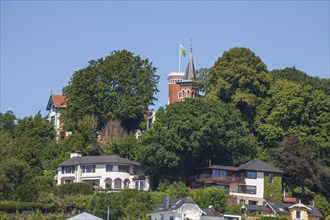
190,38,193,54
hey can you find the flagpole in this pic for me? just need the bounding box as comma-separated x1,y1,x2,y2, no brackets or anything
179,41,181,73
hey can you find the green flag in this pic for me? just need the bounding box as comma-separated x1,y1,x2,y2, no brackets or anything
180,43,186,58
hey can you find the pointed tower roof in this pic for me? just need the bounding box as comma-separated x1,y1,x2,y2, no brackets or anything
46,94,67,110
183,42,195,81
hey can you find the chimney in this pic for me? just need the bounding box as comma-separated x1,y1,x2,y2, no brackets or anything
208,159,212,166
269,195,273,202
163,196,170,210
70,151,82,158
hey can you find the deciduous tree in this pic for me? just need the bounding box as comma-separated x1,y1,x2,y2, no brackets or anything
62,50,159,132
206,47,271,125
136,99,256,188
272,135,330,197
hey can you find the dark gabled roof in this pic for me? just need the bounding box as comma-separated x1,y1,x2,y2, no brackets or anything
198,159,283,174
201,208,222,216
307,205,324,218
201,165,239,171
238,158,284,173
266,202,291,214
150,197,196,214
242,205,271,212
266,202,323,218
58,155,140,166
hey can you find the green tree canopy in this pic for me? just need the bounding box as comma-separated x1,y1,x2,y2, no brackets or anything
63,50,159,132
206,47,271,124
272,135,330,197
0,111,17,134
271,67,330,95
190,187,228,212
254,79,330,166
136,98,256,188
194,67,210,95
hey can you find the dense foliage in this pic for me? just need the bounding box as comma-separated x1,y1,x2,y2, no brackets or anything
136,98,256,188
206,47,271,125
62,50,159,132
1,47,329,218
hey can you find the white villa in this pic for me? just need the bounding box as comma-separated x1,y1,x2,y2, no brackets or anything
56,152,149,191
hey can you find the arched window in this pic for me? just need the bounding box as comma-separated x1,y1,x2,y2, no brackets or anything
178,92,181,98
182,90,185,98
187,90,190,98
114,178,122,189
104,178,112,189
124,179,130,189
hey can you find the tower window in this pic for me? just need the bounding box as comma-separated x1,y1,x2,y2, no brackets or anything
51,116,55,125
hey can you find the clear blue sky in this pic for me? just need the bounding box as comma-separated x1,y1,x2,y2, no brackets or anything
1,1,329,119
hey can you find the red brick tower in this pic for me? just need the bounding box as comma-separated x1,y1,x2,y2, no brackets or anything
168,72,185,104
168,44,198,104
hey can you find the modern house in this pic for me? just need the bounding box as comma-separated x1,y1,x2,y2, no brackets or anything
241,201,323,220
190,159,284,205
46,94,70,140
147,197,241,220
56,152,149,191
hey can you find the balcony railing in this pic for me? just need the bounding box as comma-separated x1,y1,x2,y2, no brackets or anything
193,174,245,183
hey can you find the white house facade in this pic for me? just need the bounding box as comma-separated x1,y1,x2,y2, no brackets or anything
190,159,284,205
56,152,149,191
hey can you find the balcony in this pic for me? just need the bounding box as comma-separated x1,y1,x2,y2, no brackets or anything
193,174,245,184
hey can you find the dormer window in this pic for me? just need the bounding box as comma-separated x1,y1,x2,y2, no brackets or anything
295,210,301,219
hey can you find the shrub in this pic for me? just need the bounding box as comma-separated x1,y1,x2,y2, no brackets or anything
56,183,94,196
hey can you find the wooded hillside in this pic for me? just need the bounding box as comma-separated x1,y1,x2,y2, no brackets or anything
1,48,329,219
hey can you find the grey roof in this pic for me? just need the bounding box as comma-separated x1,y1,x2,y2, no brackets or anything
202,165,239,171
267,202,323,217
266,202,291,214
150,197,196,214
238,158,284,173
308,205,324,218
199,159,283,173
184,52,195,81
58,155,140,166
242,205,271,212
67,212,104,220
201,208,222,216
